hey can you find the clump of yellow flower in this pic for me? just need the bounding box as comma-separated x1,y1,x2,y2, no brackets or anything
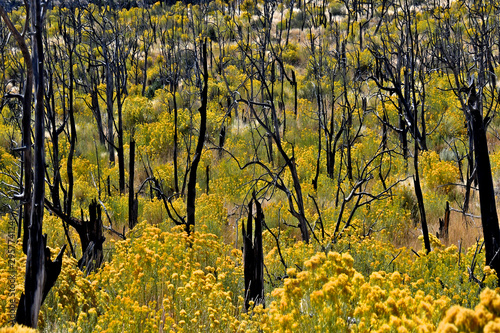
0,325,37,333
88,222,244,332
437,288,500,332
246,249,451,332
1,214,500,333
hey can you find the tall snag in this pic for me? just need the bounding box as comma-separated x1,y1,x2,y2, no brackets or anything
185,40,208,234
467,82,500,275
0,0,66,327
21,0,47,324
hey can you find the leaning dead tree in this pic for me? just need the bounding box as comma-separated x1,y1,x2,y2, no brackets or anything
367,1,432,253
243,193,265,311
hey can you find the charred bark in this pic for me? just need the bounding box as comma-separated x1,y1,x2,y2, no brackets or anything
467,82,500,275
438,201,450,241
104,47,115,165
78,200,105,276
173,85,180,193
45,199,105,275
15,0,56,326
129,139,138,229
16,244,66,325
243,194,265,311
185,40,208,234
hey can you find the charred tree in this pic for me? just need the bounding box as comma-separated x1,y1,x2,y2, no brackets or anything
16,244,66,326
111,10,132,194
438,201,450,241
6,0,65,327
414,142,431,254
78,200,105,275
368,1,431,252
45,199,106,275
467,82,500,275
185,40,208,235
129,138,138,229
20,0,47,325
243,194,265,311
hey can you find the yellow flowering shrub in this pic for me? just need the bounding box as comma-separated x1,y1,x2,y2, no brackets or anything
140,197,167,225
246,250,449,332
90,222,244,332
0,218,24,328
420,151,459,194
195,193,227,237
135,107,189,158
38,248,105,332
2,211,497,333
244,233,497,333
345,234,497,308
437,288,500,332
0,325,37,333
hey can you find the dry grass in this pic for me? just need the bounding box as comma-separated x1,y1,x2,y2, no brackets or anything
394,191,485,253
444,210,483,249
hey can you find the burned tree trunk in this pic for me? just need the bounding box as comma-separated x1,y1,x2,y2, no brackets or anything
13,0,66,327
22,0,46,322
414,150,431,254
16,243,66,325
467,82,500,275
45,199,105,275
78,200,105,275
243,194,265,311
104,47,115,166
292,70,297,116
205,165,210,195
173,85,180,194
438,201,450,241
129,139,138,229
267,133,274,165
186,40,208,235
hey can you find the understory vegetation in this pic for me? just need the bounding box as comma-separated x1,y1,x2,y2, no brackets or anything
2,0,500,331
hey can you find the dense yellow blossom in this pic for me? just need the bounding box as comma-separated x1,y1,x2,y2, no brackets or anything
2,217,498,332
0,325,37,333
